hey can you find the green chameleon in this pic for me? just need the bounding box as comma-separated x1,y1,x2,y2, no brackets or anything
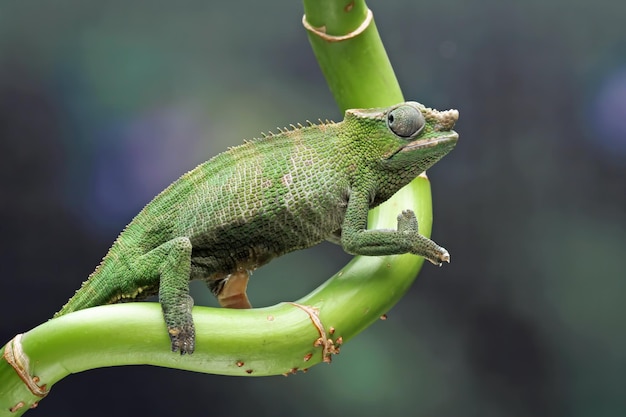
54,101,459,355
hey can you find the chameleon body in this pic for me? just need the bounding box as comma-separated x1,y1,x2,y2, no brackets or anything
54,101,459,354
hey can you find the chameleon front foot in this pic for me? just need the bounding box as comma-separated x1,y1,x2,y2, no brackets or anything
398,210,450,266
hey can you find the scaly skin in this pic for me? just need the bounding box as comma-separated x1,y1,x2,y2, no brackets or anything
54,101,459,354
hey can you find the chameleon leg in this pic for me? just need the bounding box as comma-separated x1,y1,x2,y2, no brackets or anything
134,236,195,354
217,269,252,309
341,193,450,265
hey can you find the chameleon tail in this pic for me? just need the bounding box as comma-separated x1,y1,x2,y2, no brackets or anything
53,262,118,318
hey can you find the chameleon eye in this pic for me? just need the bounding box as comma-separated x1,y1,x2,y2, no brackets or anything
387,105,425,138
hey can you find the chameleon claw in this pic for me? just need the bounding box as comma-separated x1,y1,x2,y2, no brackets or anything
427,247,450,266
441,249,450,264
168,324,195,355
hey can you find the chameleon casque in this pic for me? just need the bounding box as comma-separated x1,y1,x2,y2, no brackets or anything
54,101,459,355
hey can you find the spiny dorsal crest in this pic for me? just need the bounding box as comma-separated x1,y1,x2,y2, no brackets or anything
251,118,337,142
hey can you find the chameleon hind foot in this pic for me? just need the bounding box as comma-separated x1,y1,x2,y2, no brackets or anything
164,294,196,354
168,322,195,355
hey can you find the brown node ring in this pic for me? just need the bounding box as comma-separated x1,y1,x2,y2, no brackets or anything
302,8,373,43
3,334,49,398
289,302,340,363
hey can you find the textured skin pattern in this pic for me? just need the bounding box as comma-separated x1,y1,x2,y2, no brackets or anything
54,101,458,354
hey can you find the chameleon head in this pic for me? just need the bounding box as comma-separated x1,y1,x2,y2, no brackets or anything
383,101,458,174
346,101,459,175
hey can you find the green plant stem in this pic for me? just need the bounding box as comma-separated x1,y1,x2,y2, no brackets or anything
0,1,434,414
302,0,403,111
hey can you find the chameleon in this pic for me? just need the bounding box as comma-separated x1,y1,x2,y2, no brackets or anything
54,101,459,355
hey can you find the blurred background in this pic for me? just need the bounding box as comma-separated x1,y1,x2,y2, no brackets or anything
1,0,625,416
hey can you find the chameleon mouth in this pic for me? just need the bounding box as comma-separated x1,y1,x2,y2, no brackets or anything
400,131,459,152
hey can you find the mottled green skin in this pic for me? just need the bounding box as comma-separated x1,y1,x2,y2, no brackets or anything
54,101,459,354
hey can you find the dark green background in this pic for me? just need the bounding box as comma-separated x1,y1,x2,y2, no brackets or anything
1,1,625,416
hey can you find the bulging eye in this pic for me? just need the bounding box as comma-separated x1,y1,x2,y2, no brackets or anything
387,105,425,138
